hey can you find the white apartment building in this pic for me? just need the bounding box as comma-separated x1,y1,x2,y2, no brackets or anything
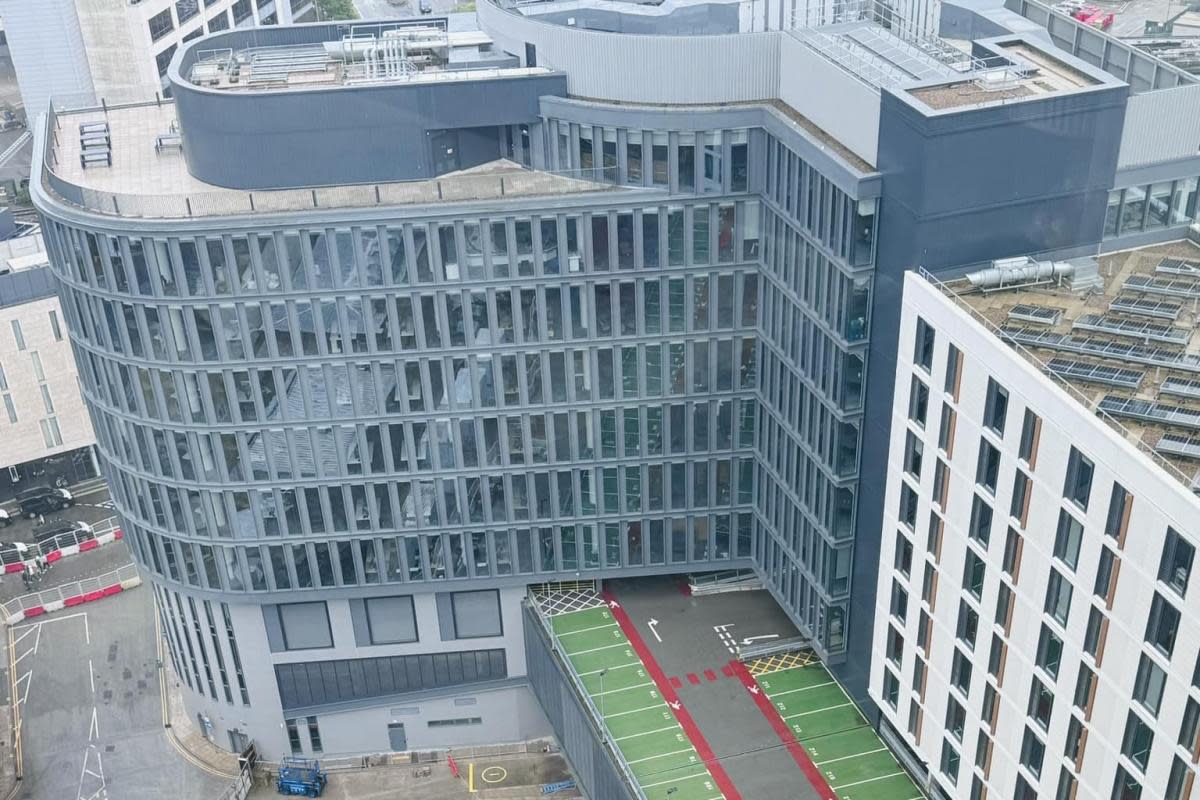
0,0,311,119
0,264,98,502
871,248,1200,800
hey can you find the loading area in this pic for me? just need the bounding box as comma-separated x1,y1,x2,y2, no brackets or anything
529,576,924,800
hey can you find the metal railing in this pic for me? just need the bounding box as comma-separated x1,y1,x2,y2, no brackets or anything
526,593,648,800
0,562,140,623
41,96,632,220
214,765,253,800
737,635,812,660
917,267,1193,486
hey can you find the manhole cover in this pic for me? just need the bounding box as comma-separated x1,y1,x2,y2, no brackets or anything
105,745,115,753
103,690,113,701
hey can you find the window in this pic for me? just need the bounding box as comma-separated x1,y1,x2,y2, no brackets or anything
285,718,302,753
1165,757,1191,800
1133,654,1167,716
148,8,174,40
976,440,1000,493
1094,547,1118,604
903,431,924,478
1105,483,1132,546
894,534,913,577
957,601,978,648
1065,714,1086,760
914,317,935,370
1028,677,1054,730
266,602,333,651
1146,593,1181,657
987,634,1005,678
1179,698,1200,753
995,582,1014,630
1054,511,1083,571
1045,569,1073,626
1018,409,1040,464
899,483,918,529
1002,527,1023,581
940,739,960,785
1010,470,1031,524
1014,776,1038,800
1073,665,1096,714
1036,625,1063,679
963,552,985,600
882,667,900,708
933,459,949,509
305,716,322,753
1020,727,1045,778
984,378,1008,435
450,590,502,638
177,0,200,23
945,697,966,741
909,376,929,426
10,320,24,350
1121,712,1154,771
48,310,62,341
886,625,904,665
951,648,972,694
968,495,993,547
944,344,962,398
1112,765,1143,800
428,717,483,727
921,563,936,607
1055,768,1077,800
1158,528,1194,597
363,596,417,644
938,404,955,453
890,580,908,623
1083,606,1107,660
1063,447,1094,510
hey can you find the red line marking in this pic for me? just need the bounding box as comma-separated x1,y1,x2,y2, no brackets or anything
728,660,837,800
721,665,735,678
687,673,701,685
704,669,718,682
601,592,742,800
677,578,693,596
669,676,683,689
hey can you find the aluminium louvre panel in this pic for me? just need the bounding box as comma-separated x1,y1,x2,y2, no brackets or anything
1156,432,1200,461
1124,274,1200,300
1000,326,1200,373
1044,358,1144,389
1098,394,1200,431
1072,313,1191,345
1161,376,1200,401
1109,295,1182,321
1007,304,1063,326
1156,258,1200,277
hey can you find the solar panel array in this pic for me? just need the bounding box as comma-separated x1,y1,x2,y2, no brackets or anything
1109,295,1182,321
1001,326,1200,374
1098,395,1200,431
1161,376,1200,401
1156,432,1200,460
1156,257,1200,278
1008,304,1062,326
1045,358,1144,389
1124,274,1200,300
1073,313,1191,346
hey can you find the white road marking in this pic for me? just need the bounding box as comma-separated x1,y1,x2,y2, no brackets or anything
740,634,780,646
13,611,89,632
557,622,618,636
769,680,837,697
648,618,663,642
593,681,654,696
33,622,42,655
641,770,714,788
782,701,854,719
831,771,905,790
571,642,629,656
627,747,696,764
614,724,681,741
816,747,887,766
88,707,99,741
89,659,95,694
13,626,37,646
604,703,664,718
580,662,641,677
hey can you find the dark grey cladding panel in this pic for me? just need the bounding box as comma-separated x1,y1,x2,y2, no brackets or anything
0,266,57,309
172,73,567,190
275,648,507,711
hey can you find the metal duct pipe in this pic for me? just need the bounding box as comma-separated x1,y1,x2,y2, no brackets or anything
965,260,1073,290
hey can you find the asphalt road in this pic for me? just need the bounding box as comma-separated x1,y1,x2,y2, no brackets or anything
353,0,465,20
7,588,230,800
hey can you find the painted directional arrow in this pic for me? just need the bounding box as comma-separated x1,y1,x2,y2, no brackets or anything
607,600,621,609
668,700,681,710
740,634,780,646
747,684,760,695
648,618,663,643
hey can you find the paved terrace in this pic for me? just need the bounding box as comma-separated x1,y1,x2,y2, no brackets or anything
533,577,926,800
41,101,618,220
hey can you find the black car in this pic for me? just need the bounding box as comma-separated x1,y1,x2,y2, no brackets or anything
17,486,75,518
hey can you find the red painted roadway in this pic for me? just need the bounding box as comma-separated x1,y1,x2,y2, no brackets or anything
727,659,838,800
600,590,743,800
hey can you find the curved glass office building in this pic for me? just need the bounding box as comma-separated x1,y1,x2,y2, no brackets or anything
31,0,1200,773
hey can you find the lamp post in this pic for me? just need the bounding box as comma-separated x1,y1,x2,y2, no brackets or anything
598,668,609,718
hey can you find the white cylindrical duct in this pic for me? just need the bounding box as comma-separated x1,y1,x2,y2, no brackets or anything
965,260,1073,289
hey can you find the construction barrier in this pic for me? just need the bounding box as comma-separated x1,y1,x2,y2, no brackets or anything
0,517,123,576
1,563,142,625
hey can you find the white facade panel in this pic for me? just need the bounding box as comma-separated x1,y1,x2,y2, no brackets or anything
871,272,1200,800
1118,84,1200,170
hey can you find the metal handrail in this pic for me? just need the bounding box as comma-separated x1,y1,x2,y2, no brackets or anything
0,562,140,622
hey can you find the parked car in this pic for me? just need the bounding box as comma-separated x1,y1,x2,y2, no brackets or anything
419,0,433,13
33,519,93,546
17,486,74,518
0,507,11,527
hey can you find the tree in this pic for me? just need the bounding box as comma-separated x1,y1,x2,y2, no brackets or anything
315,0,359,20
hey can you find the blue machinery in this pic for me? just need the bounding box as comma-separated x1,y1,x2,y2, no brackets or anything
275,757,328,797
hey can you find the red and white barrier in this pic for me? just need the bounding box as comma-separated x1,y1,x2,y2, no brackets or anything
2,563,141,625
2,527,123,575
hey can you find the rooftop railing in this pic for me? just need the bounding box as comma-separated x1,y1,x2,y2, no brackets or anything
40,96,630,220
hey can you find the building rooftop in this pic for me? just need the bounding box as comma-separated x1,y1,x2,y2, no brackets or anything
186,22,544,93
931,240,1200,491
41,101,621,219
